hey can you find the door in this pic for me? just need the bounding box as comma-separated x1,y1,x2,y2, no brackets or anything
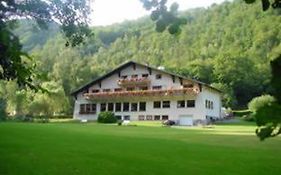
179,115,193,126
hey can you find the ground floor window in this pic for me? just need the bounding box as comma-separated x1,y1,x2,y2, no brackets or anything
115,115,122,120
162,101,170,108
139,102,146,111
146,115,153,120
100,103,106,112
177,100,185,108
115,103,122,112
124,115,130,120
154,115,161,120
138,115,145,120
79,104,86,114
131,103,138,112
162,115,169,120
108,103,114,111
153,101,161,108
123,102,129,111
187,100,195,107
79,103,96,114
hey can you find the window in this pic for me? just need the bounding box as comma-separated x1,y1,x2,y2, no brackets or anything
162,101,170,108
205,100,208,108
208,101,211,109
123,102,129,112
153,101,161,108
100,103,106,112
131,74,138,78
127,87,135,91
142,74,149,78
146,115,153,120
183,84,194,88
156,74,162,79
152,86,162,90
124,115,130,120
154,115,161,120
115,115,122,120
187,100,195,107
115,103,122,112
140,86,148,90
162,115,169,120
121,75,127,79
114,88,122,92
139,102,146,111
138,115,145,120
80,104,86,114
91,104,97,113
92,89,99,93
131,103,138,112
177,100,185,108
80,104,96,114
103,89,111,92
108,103,114,111
210,101,214,109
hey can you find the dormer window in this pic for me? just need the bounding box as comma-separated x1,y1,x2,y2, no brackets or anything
152,86,162,90
92,89,100,93
131,74,138,78
121,75,127,79
156,74,162,79
140,86,148,90
127,87,135,91
142,74,149,78
103,89,111,92
114,88,122,92
183,84,194,88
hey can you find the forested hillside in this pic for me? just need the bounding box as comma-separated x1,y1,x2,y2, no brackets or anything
0,0,280,116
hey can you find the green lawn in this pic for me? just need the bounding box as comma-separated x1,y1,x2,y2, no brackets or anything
0,122,280,175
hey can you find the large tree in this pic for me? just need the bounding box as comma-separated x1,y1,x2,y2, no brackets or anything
0,0,92,89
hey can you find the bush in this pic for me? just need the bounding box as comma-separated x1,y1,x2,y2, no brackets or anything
97,112,117,123
248,95,276,113
242,114,255,122
0,98,7,121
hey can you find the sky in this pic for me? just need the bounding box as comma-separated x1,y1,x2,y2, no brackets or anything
91,0,228,26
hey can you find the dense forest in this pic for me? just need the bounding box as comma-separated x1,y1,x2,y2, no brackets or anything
0,0,280,117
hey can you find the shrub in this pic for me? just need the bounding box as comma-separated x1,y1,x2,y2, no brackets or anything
0,98,7,121
242,114,255,122
248,95,276,113
97,112,117,123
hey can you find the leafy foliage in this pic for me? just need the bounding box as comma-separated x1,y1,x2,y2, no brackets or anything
140,0,187,34
0,0,92,89
244,0,281,11
0,98,7,121
97,112,117,123
248,95,276,113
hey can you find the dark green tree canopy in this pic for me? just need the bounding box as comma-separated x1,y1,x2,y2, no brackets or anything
0,0,92,89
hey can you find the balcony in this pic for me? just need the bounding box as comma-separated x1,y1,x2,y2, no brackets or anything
117,77,150,87
84,88,199,100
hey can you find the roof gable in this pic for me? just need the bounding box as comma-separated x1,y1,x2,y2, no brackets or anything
71,60,221,96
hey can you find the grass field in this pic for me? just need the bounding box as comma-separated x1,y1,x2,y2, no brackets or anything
0,121,280,175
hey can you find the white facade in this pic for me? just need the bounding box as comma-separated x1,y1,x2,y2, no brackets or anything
72,61,222,125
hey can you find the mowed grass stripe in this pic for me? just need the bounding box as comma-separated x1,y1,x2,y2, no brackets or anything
0,122,280,175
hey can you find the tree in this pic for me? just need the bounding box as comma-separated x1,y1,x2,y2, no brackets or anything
140,0,187,34
0,0,92,89
244,0,281,11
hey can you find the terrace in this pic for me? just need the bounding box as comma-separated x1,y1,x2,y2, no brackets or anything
84,87,200,100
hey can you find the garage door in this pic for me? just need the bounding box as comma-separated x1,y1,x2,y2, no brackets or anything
179,115,193,126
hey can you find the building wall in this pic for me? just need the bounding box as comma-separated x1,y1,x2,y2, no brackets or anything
73,63,222,124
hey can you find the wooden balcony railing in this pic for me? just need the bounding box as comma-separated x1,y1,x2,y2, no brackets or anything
117,77,150,86
84,88,199,100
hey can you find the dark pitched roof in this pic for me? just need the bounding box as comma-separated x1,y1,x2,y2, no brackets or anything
71,60,221,96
